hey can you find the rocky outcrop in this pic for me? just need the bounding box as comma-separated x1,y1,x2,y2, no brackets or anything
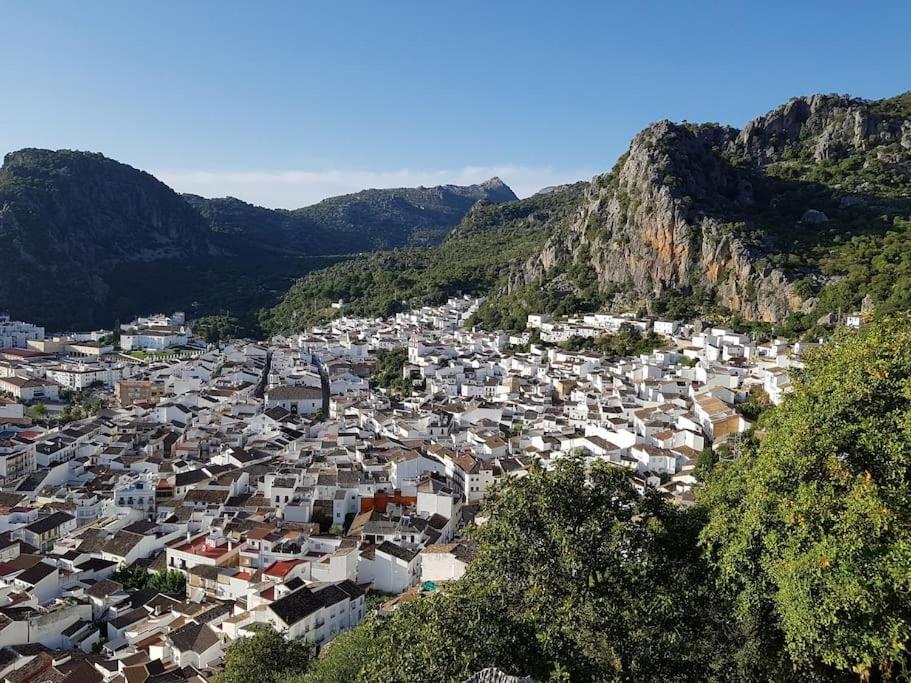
517,122,802,321
515,93,911,322
735,93,911,163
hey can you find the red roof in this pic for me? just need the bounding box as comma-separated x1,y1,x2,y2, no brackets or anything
0,562,20,576
263,559,304,578
173,535,233,559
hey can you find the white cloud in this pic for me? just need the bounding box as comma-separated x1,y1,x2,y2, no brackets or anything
153,165,598,209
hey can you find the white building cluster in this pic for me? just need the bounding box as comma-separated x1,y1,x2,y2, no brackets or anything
0,298,820,681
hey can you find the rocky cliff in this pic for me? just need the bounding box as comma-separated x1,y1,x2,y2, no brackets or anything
516,93,911,322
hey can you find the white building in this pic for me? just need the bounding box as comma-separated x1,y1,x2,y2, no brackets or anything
264,385,323,415
0,376,60,402
0,315,44,349
46,363,125,390
261,580,365,645
121,328,188,351
113,475,157,517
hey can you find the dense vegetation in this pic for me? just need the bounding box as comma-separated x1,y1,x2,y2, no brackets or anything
0,148,511,330
220,625,315,683
264,94,911,337
370,347,412,397
559,324,665,358
187,177,516,254
283,316,911,682
701,316,911,679
300,457,746,683
0,149,208,328
105,252,346,336
262,184,586,334
110,567,187,594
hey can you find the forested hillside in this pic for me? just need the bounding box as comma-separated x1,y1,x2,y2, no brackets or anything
267,93,911,336
184,177,516,254
0,148,511,330
261,183,585,334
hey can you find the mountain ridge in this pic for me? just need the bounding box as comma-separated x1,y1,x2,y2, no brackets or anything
267,91,911,335
0,148,516,328
184,176,517,254
513,92,911,324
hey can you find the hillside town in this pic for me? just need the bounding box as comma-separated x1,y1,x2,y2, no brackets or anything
0,299,835,681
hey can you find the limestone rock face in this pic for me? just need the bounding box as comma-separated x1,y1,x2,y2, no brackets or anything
516,121,802,321
514,94,911,322
735,94,908,163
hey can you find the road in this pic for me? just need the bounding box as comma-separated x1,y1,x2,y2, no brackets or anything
313,352,330,418
254,350,272,399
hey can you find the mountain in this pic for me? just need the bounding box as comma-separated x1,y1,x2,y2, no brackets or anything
261,183,584,334
184,177,517,254
267,92,911,335
517,92,911,327
0,149,216,328
0,149,514,329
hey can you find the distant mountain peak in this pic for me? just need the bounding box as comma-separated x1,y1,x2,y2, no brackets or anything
475,176,517,202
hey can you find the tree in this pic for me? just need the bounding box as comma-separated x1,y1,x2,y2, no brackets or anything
695,446,717,479
111,564,149,590
303,456,749,682
220,625,315,683
700,316,911,679
111,566,185,595
295,619,376,683
146,569,186,595
371,347,411,397
737,385,771,421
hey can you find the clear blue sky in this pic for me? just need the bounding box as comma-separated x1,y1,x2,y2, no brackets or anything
1,1,908,206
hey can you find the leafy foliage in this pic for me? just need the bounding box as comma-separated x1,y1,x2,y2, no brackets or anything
370,347,411,397
299,457,751,682
293,619,376,683
700,316,911,678
560,324,664,358
737,385,771,421
111,567,186,595
220,625,315,683
191,315,250,343
262,185,586,334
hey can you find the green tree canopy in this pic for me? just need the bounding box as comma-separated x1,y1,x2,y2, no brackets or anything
371,347,411,397
300,456,748,682
111,566,186,595
700,315,911,679
220,625,315,683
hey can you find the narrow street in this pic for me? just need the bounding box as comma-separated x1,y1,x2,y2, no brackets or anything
254,350,272,399
313,352,330,418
